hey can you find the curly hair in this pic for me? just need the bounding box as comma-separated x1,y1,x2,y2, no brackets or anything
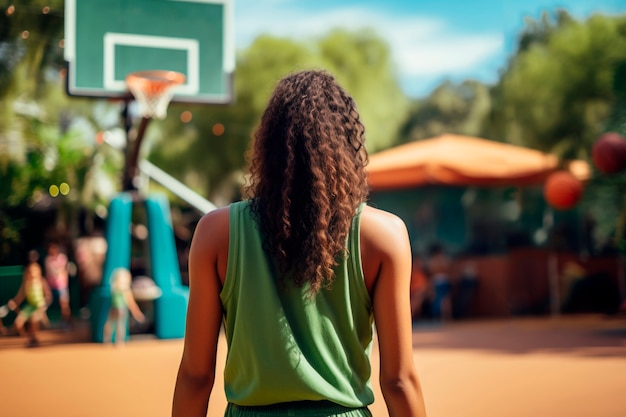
243,70,369,295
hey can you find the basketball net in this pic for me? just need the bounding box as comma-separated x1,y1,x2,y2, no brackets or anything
126,70,186,119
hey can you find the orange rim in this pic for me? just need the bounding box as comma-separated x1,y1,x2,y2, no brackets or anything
126,70,186,93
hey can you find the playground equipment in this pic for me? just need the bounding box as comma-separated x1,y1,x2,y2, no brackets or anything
89,71,191,342
90,193,190,341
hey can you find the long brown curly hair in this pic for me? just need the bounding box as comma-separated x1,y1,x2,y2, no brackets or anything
243,70,369,295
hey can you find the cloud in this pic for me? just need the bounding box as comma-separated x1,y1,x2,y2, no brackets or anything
235,3,505,92
395,33,504,76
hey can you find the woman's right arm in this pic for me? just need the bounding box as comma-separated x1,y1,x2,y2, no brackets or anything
363,208,427,417
172,207,229,417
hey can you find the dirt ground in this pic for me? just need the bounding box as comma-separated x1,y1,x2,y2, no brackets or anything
1,315,625,417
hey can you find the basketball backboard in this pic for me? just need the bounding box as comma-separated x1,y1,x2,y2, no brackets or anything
64,0,234,104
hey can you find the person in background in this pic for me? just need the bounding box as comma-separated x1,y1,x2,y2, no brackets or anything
426,243,453,321
103,268,145,346
0,309,6,335
7,262,52,347
456,261,478,319
410,255,429,321
45,242,71,328
172,70,427,417
26,249,51,327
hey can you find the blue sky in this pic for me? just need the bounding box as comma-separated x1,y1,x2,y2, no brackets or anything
234,0,625,97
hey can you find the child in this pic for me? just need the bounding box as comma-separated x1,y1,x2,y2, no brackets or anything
103,268,145,346
44,242,72,328
8,262,52,347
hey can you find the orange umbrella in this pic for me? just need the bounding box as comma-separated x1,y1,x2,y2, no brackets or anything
366,134,590,191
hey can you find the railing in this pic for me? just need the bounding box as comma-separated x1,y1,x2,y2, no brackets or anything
138,160,217,214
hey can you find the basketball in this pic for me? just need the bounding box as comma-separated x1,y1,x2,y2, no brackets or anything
544,170,583,210
592,132,626,174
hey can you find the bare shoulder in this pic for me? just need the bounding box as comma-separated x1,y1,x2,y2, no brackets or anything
191,206,230,251
360,205,409,251
190,206,231,284
196,206,230,229
359,205,410,290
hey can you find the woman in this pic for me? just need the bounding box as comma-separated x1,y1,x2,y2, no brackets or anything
172,70,427,417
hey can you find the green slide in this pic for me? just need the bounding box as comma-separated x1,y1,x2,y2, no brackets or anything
90,193,133,342
145,194,189,339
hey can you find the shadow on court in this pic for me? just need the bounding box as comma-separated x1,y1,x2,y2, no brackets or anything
411,315,626,357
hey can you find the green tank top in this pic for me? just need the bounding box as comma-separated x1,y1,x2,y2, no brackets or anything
220,200,374,408
111,288,126,309
25,279,46,308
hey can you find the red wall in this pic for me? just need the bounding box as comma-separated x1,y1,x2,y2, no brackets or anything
453,250,623,317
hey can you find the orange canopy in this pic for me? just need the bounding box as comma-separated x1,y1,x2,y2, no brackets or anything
366,134,590,191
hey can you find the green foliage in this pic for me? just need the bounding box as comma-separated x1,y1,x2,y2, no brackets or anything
397,80,492,143
0,9,120,261
0,147,48,261
0,0,65,98
236,36,320,116
318,29,409,152
490,12,626,158
580,172,626,252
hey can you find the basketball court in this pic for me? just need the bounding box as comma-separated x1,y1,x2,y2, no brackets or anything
1,316,625,417
41,3,626,417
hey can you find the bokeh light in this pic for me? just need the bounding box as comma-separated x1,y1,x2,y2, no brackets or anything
21,31,29,40
6,5,15,16
180,110,193,123
59,182,70,195
95,204,108,218
212,123,225,136
133,224,149,240
32,189,43,203
49,184,59,197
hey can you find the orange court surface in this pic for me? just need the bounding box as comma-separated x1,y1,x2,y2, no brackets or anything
1,315,626,417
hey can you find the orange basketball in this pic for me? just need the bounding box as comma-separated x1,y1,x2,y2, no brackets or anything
592,132,626,174
544,170,583,210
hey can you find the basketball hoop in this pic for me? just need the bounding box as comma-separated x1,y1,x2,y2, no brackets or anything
126,70,186,119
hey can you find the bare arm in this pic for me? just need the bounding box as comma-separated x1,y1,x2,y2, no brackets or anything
8,281,25,310
363,208,427,417
172,207,229,417
123,291,145,322
42,279,52,306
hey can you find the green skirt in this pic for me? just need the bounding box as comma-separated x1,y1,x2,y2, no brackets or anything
224,400,373,417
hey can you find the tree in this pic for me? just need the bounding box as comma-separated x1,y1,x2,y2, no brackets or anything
318,29,409,152
485,11,626,254
488,12,626,159
396,80,492,143
148,30,408,204
0,1,122,262
0,0,65,98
